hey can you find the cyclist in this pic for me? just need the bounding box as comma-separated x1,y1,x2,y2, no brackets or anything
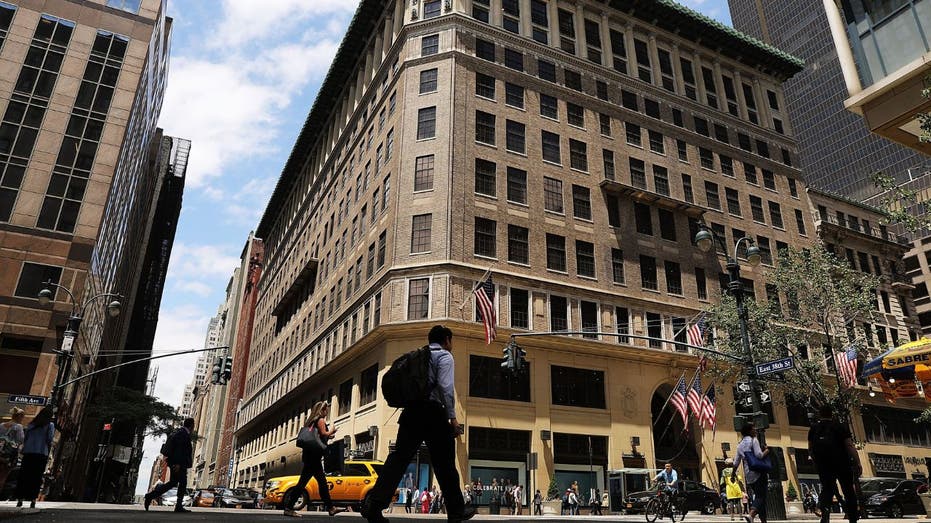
653,463,679,494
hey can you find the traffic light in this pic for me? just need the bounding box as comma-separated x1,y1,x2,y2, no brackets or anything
501,344,514,371
211,357,222,385
222,356,233,384
515,343,527,372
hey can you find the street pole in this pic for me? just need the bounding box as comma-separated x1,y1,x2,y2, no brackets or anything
728,259,767,445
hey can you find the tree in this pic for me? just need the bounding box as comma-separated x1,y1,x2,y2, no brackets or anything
85,386,182,439
546,477,560,501
705,246,880,420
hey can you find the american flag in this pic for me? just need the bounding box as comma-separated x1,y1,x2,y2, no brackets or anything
687,374,703,414
670,376,689,425
474,275,497,345
687,316,706,347
834,346,858,388
700,385,717,431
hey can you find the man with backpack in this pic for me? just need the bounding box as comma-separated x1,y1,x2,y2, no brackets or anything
362,326,475,523
808,404,862,523
144,418,195,512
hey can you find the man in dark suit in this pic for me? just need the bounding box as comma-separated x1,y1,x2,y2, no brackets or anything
144,417,195,512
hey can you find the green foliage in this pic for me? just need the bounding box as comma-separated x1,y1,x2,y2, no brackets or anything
705,246,880,416
870,171,931,234
786,483,798,501
546,477,560,501
86,386,181,439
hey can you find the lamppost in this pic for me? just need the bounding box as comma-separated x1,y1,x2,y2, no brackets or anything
38,280,123,417
692,226,769,440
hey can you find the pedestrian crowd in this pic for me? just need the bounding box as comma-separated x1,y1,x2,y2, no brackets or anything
0,406,55,510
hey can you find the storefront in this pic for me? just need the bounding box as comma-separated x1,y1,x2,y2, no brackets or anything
467,427,531,506
553,433,607,503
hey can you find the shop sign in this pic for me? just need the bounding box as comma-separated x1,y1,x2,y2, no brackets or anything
868,453,905,475
356,439,375,455
904,457,927,466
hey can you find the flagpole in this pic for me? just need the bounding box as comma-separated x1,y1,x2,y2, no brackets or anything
672,311,706,342
652,371,687,427
456,267,493,312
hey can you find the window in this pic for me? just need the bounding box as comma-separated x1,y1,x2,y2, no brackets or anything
599,113,611,136
795,209,806,235
543,177,563,213
640,255,657,290
572,185,591,220
474,158,496,197
694,117,709,136
658,208,676,241
377,231,386,268
609,29,627,74
569,139,587,171
676,140,688,162
744,162,758,184
539,94,558,119
714,123,730,144
14,263,62,298
742,83,758,124
475,72,495,98
602,149,615,180
584,19,602,63
738,133,752,151
648,130,664,154
505,82,524,108
508,224,529,264
769,201,784,229
609,248,626,284
106,0,141,12
549,295,568,331
546,234,566,272
419,68,438,94
665,261,682,295
750,195,765,223
470,356,530,401
695,268,707,300
541,130,560,163
762,169,776,190
564,69,582,91
421,34,439,56
411,214,432,253
672,108,684,127
504,48,523,70
756,140,770,158
566,102,584,127
407,278,430,319
757,236,772,265
472,0,489,20
653,166,669,196
530,0,549,44
725,188,741,216
634,39,651,83
537,59,556,82
423,0,441,18
414,155,434,191
630,158,646,188
702,67,718,108
476,38,495,61
788,178,798,198
475,110,495,144
502,0,520,32
510,287,530,328
680,58,697,99
474,217,497,258
596,80,608,100
338,378,353,414
682,174,694,203
621,90,638,111
550,365,605,409
615,306,630,343
506,167,527,204
722,75,739,116
657,48,675,91
417,107,436,139
705,181,720,210
635,203,653,235
505,120,526,154
699,148,714,170
576,240,595,278
625,122,642,147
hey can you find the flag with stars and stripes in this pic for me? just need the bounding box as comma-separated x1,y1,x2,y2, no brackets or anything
670,376,689,425
687,374,703,414
474,276,496,345
700,385,717,431
834,346,858,388
687,316,707,347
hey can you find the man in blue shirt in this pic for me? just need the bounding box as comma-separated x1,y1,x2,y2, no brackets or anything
363,326,475,523
654,463,679,492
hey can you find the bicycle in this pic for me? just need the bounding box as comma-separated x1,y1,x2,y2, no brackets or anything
645,483,685,523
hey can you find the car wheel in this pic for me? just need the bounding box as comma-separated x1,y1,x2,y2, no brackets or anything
702,500,718,515
889,503,903,519
285,488,310,511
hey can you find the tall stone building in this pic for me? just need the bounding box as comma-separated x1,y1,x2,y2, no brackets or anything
231,0,927,505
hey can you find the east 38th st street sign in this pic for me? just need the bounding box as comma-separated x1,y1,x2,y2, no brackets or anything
756,356,795,376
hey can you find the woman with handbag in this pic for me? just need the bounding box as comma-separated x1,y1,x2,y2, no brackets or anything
732,423,770,523
284,401,347,517
0,408,26,491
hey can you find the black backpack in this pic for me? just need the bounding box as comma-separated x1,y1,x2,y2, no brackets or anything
809,420,848,464
382,345,435,408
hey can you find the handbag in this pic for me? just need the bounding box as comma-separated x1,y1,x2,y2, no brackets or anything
296,419,327,453
744,449,772,473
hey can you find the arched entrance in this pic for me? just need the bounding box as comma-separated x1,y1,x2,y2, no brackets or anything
651,383,701,481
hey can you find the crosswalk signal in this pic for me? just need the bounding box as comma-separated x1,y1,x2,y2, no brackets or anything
211,357,222,385
222,356,233,384
515,344,527,372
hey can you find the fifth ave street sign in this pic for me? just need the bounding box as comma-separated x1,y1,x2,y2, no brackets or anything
756,356,794,376
7,394,48,406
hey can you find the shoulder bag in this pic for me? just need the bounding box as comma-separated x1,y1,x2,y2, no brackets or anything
744,448,772,473
296,418,327,453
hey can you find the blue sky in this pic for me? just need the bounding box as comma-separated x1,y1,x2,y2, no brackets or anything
136,0,731,493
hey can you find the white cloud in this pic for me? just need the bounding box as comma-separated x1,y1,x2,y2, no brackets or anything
214,0,357,47
167,242,241,281
175,280,213,296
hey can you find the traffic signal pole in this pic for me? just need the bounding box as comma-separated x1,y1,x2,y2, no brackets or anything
58,346,230,390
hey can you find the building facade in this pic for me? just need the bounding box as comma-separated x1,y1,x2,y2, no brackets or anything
728,0,929,199
231,0,928,507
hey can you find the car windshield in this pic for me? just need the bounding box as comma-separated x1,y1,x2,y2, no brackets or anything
371,464,384,476
860,479,893,493
164,489,177,497
233,489,251,497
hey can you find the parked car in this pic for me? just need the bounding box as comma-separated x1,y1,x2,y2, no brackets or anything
623,480,720,516
192,489,215,508
213,487,257,508
860,478,928,518
263,460,384,511
161,487,193,507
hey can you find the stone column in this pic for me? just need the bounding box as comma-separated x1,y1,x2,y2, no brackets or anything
600,12,612,69
734,70,748,120
648,34,661,87
624,23,637,77
823,0,862,95
671,43,684,96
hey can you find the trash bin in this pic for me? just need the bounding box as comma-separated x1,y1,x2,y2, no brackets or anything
919,493,931,519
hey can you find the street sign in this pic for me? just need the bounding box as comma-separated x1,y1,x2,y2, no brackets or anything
7,394,48,406
736,381,752,393
760,391,772,404
756,356,794,376
740,397,753,407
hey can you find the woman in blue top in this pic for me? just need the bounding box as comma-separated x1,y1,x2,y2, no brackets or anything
732,423,769,523
16,407,54,509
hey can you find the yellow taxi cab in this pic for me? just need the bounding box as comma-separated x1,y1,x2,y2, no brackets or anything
263,460,384,511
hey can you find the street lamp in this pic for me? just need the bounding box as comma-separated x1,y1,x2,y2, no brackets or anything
693,225,769,441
